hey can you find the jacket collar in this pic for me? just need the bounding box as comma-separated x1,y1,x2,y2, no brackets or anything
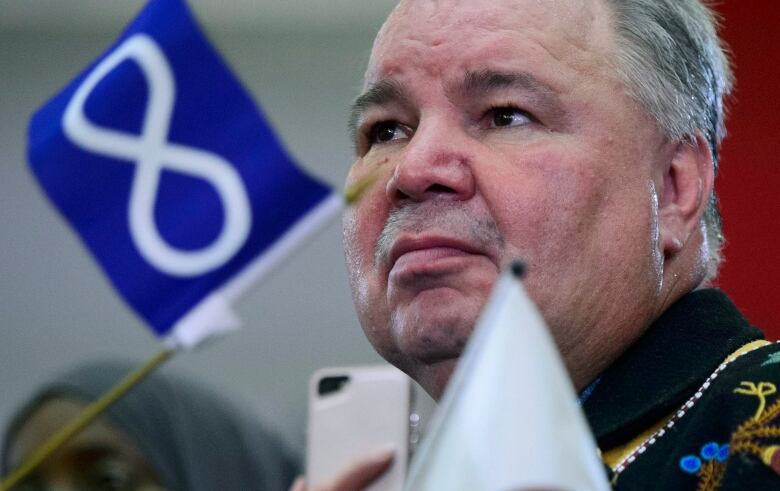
582,289,764,449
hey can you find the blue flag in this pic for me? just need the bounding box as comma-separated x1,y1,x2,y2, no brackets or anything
27,0,341,348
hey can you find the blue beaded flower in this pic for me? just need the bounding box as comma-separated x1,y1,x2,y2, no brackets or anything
680,455,702,474
679,441,729,474
716,444,730,463
700,442,719,461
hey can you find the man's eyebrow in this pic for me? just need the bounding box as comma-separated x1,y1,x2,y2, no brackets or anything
459,69,558,98
457,69,567,123
348,79,408,142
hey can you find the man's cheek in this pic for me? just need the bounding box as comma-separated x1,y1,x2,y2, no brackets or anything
496,164,598,233
344,197,388,257
342,211,370,268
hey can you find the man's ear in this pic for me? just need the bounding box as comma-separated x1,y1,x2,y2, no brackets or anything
658,132,715,257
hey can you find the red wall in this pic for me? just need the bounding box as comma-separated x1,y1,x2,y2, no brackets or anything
714,2,780,338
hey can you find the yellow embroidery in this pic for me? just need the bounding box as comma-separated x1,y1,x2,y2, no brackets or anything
734,381,777,420
730,396,780,455
696,459,725,491
761,445,780,466
729,384,780,478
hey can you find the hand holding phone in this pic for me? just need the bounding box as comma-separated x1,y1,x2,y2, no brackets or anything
305,365,411,491
290,450,394,491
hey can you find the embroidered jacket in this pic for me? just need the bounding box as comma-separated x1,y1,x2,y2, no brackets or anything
582,289,780,489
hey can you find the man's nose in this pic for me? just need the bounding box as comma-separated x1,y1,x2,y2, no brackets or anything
385,120,476,205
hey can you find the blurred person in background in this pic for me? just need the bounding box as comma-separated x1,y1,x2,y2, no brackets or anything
2,360,299,491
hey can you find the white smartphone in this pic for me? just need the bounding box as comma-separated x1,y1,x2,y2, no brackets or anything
306,364,412,491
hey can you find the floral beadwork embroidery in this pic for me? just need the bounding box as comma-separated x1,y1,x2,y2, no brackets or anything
674,382,780,490
679,442,729,491
734,381,777,420
608,341,777,485
730,381,780,476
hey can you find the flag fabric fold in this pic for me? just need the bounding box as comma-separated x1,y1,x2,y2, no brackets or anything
405,271,611,491
27,0,341,348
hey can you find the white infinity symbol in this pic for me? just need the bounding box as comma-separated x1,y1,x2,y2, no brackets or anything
63,34,251,277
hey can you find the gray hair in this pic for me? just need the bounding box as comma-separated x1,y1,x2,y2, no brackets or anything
606,0,733,282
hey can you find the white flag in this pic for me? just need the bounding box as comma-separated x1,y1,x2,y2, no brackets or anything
404,269,610,491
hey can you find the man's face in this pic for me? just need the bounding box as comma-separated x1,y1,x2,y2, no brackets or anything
343,0,673,398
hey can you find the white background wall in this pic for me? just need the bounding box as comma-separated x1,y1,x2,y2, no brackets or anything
0,1,429,456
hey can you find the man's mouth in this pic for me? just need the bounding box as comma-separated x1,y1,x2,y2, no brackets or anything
388,235,486,276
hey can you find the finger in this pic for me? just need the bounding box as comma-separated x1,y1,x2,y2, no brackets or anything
328,449,395,491
289,476,306,491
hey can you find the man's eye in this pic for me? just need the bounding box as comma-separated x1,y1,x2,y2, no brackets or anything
489,107,533,128
368,121,408,145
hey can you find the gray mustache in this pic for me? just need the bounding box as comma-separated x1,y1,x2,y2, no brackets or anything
374,200,505,265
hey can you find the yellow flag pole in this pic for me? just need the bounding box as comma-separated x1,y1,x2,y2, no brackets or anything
343,167,379,205
0,348,173,491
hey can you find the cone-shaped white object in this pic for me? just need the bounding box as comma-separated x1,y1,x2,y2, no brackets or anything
404,269,610,491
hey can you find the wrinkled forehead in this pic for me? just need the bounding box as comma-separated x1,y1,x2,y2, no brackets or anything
365,0,609,85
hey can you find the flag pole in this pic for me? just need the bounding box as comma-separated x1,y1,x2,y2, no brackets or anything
344,168,379,205
0,348,173,491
